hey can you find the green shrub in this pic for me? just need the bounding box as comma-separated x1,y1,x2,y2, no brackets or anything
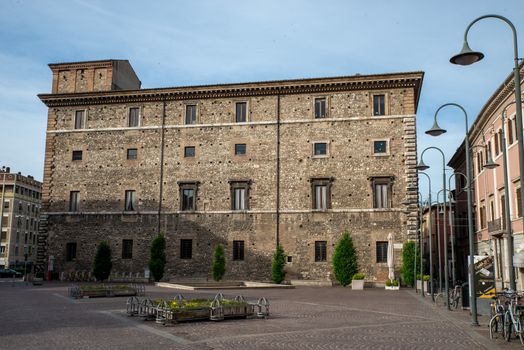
271,245,286,284
385,280,392,286
416,274,421,280
423,274,430,281
149,234,166,282
332,231,358,287
392,280,399,286
352,273,365,280
212,244,226,282
93,241,112,282
401,241,418,287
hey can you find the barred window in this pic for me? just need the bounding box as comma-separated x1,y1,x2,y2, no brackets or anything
122,239,133,259
315,241,327,262
66,242,77,261
376,241,388,263
180,239,192,259
233,240,244,261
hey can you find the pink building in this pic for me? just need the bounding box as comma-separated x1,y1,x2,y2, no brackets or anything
449,62,524,290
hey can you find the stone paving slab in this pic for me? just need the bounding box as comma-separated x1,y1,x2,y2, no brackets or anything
1,283,523,349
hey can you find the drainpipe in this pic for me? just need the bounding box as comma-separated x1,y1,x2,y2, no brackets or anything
276,94,281,248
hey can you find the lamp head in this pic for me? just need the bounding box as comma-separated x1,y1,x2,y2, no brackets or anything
425,120,447,137
483,158,499,170
450,41,484,66
415,160,430,171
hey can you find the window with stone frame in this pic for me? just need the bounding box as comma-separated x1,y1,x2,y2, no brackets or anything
180,239,192,259
74,110,85,129
69,191,80,212
369,176,394,209
128,107,140,127
508,118,515,145
373,94,385,116
178,182,199,211
314,97,327,118
122,239,133,259
313,142,328,157
72,150,83,161
185,105,197,125
373,140,388,155
184,146,196,158
127,148,138,160
311,177,333,210
235,143,247,155
233,240,245,261
315,241,327,262
376,241,388,263
479,204,486,229
124,190,136,211
230,180,250,210
66,242,77,261
235,102,247,123
497,129,503,156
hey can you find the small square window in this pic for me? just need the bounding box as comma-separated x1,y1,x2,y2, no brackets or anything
313,142,327,156
373,140,387,154
185,105,197,125
127,148,137,160
315,241,327,262
233,240,244,261
122,239,133,259
180,239,192,259
235,144,246,155
287,256,293,263
376,241,388,263
373,95,385,116
184,146,195,158
236,102,247,122
72,150,83,161
314,97,327,118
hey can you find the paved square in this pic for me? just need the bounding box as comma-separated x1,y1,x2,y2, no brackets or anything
0,282,519,349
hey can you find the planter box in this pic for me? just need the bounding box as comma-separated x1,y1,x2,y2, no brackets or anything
416,280,429,291
223,304,255,318
351,280,365,290
385,286,400,290
32,278,43,286
166,308,210,323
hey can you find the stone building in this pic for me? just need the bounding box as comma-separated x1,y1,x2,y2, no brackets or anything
38,59,423,282
0,167,42,269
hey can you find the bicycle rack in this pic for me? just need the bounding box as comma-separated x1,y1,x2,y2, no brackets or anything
256,297,270,318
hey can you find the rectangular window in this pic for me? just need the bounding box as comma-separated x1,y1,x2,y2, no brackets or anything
72,150,83,161
122,239,133,259
314,185,328,210
373,95,385,116
184,146,195,158
180,239,192,259
376,241,388,263
69,191,80,212
124,190,136,211
233,188,246,210
182,189,195,210
480,205,486,229
74,110,85,129
311,178,332,210
498,129,503,155
127,148,137,160
373,140,387,154
3,200,9,210
233,240,244,261
508,119,514,145
494,133,500,156
501,194,506,229
314,97,326,118
512,118,518,144
66,242,77,261
185,105,197,125
313,142,327,156
128,107,140,127
235,102,247,122
315,241,327,262
235,143,246,155
517,187,522,218
374,184,389,208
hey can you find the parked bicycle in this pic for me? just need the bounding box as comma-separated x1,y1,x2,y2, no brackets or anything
503,289,524,347
489,291,509,340
434,281,462,309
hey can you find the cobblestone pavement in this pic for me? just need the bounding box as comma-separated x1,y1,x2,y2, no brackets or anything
0,281,521,349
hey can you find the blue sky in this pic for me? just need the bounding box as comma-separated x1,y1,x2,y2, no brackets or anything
1,0,523,200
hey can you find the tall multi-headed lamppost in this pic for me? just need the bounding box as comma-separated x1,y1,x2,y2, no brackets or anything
425,103,477,324
416,147,448,308
450,14,522,293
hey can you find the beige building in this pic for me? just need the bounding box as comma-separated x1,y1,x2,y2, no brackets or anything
0,167,42,269
38,59,423,282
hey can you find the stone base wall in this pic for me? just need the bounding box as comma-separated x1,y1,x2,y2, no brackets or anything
47,210,408,282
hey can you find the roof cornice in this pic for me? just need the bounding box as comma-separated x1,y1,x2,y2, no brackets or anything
38,71,424,108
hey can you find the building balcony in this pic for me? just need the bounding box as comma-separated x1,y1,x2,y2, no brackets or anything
488,218,506,237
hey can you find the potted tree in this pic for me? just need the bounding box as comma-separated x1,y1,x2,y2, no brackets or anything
351,273,365,290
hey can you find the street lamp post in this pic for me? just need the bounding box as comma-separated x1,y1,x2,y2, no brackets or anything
418,172,434,300
417,147,449,309
425,103,477,323
451,14,522,297
448,171,469,288
436,188,454,294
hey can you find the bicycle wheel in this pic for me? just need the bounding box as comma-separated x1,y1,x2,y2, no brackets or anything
435,293,445,308
451,294,460,309
519,314,524,347
505,310,513,342
490,315,503,339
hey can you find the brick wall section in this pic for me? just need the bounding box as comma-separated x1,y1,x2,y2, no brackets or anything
39,62,423,282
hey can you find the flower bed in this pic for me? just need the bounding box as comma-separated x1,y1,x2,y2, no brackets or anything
69,284,145,298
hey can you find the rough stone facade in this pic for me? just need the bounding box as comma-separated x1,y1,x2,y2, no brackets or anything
39,59,423,282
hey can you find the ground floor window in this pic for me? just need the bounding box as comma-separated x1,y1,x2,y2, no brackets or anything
233,240,244,261
66,242,77,261
180,239,192,259
315,241,327,262
376,241,387,263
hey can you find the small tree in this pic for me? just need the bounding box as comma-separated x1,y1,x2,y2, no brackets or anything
271,245,286,284
149,234,166,282
93,241,112,282
332,231,358,287
401,241,418,287
212,244,226,281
